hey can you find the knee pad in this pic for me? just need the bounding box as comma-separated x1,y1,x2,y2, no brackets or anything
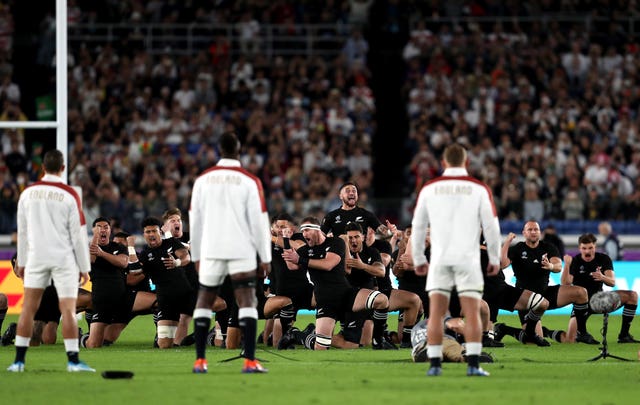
365,290,383,310
315,334,331,349
157,325,177,339
527,293,545,312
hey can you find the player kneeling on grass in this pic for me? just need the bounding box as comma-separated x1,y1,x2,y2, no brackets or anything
543,234,639,344
411,318,493,364
281,217,392,350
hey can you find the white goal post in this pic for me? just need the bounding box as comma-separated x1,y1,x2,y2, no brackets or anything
0,0,68,181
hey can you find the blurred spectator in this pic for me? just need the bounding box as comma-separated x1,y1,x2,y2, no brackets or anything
236,11,261,56
5,1,640,240
0,181,17,233
598,221,624,260
562,191,585,220
542,224,565,257
0,73,19,104
342,28,368,68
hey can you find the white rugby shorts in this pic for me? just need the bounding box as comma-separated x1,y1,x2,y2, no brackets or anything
426,262,484,299
199,257,257,287
23,264,79,298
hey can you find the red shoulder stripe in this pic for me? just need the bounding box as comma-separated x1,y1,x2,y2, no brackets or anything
29,181,86,225
421,175,497,216
198,166,267,212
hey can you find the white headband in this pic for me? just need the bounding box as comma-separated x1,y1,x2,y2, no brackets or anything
300,223,322,231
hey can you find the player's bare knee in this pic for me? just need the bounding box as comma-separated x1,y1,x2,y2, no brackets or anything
575,286,588,303
409,293,421,309
626,290,638,304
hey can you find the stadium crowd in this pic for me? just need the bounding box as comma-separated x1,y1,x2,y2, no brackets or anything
0,0,378,234
402,2,640,224
1,1,640,373
2,1,640,235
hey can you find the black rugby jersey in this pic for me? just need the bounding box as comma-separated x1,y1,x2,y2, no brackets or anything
297,236,350,297
569,252,613,297
346,244,381,290
90,241,127,291
140,238,192,294
321,206,382,236
508,240,559,294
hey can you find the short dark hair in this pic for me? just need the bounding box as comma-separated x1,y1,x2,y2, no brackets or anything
339,182,358,193
113,231,130,239
345,222,363,234
43,149,64,173
443,143,467,167
141,216,164,230
162,208,182,221
578,233,597,245
92,217,111,227
275,212,295,223
219,131,240,158
301,216,320,226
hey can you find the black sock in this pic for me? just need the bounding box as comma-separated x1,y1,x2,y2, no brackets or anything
620,304,637,336
573,303,589,334
551,330,564,343
0,307,7,331
542,326,564,342
216,309,229,336
303,333,316,350
194,317,211,359
67,351,79,364
402,324,414,344
372,310,388,344
15,346,28,363
291,327,315,345
502,324,524,339
84,311,94,329
79,333,89,348
430,357,442,368
524,311,540,336
467,354,479,368
279,304,296,335
240,316,257,360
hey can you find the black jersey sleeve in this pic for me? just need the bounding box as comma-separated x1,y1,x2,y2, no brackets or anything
328,236,346,257
321,212,334,234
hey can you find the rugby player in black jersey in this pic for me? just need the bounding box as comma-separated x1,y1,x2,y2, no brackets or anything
281,216,390,350
499,221,595,345
321,182,389,237
558,233,639,343
139,217,194,349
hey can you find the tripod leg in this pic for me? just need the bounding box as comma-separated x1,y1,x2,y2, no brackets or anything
605,353,632,362
587,313,632,361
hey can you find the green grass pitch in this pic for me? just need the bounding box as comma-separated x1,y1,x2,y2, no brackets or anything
1,314,638,404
